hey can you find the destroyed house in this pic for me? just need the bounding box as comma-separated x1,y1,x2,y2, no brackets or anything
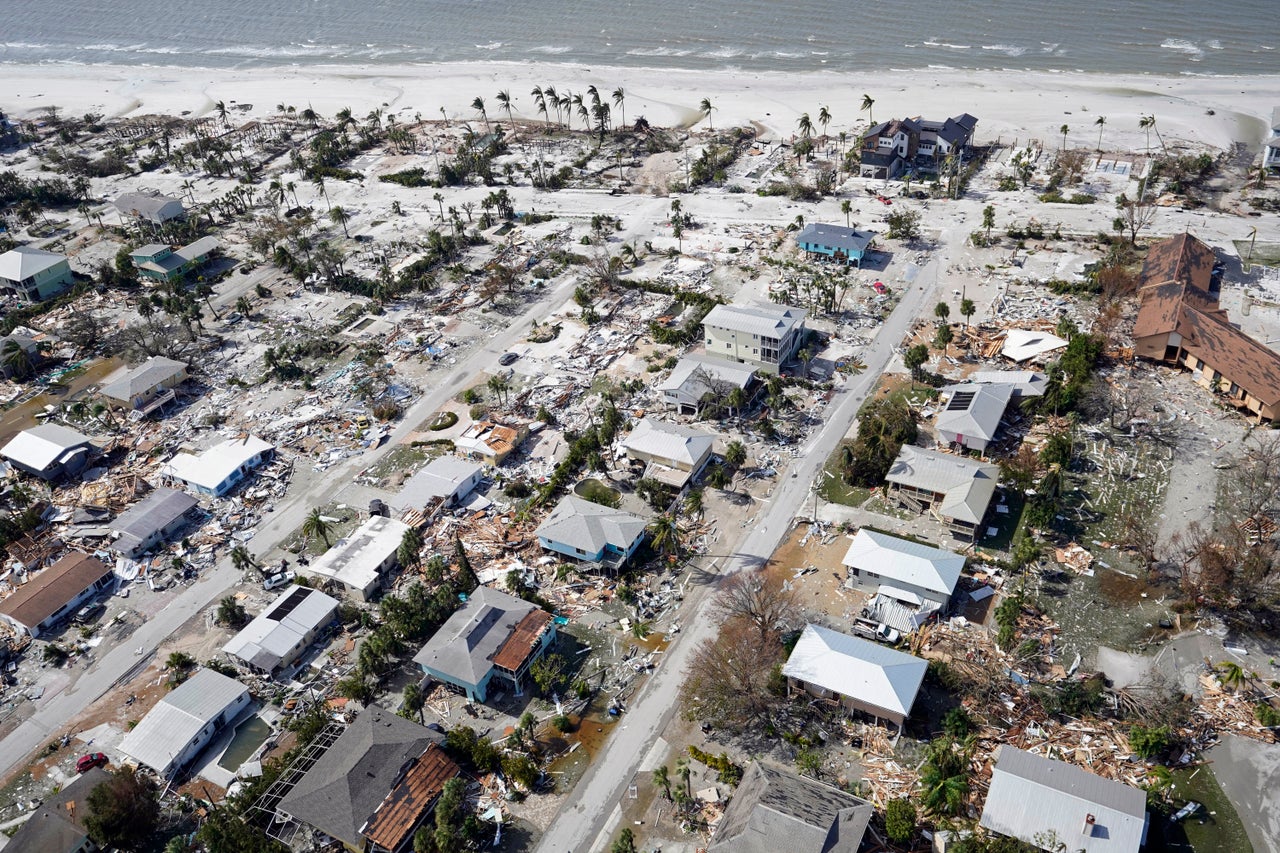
535,495,647,569
275,707,458,853
301,515,410,601
223,586,339,677
160,434,273,497
1001,328,1068,363
0,423,96,481
8,766,110,853
935,382,1013,452
782,624,927,728
455,420,522,465
795,223,875,267
980,746,1148,853
884,446,999,541
118,667,251,778
0,552,113,638
708,761,873,853
621,418,715,488
657,354,757,415
109,487,198,559
702,302,807,374
98,356,188,414
1133,233,1280,422
413,585,556,702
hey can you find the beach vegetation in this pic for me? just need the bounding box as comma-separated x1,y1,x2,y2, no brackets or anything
885,207,921,240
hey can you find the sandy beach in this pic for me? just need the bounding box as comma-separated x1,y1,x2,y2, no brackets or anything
5,61,1279,154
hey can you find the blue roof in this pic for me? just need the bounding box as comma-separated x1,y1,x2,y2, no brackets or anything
796,224,875,254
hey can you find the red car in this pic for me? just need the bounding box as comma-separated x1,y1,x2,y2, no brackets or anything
76,753,108,773
871,281,887,295
877,195,893,205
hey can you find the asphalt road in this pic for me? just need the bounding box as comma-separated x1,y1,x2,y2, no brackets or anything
532,221,958,853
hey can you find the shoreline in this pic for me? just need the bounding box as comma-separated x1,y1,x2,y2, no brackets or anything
3,61,1278,153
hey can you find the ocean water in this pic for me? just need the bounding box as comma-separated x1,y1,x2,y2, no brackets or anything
1,0,1276,75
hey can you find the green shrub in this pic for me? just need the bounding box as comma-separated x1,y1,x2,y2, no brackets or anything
1129,724,1173,759
885,798,916,843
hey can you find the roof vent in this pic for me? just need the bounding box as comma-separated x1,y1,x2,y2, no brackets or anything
1082,813,1096,835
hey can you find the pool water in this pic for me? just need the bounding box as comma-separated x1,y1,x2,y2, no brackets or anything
217,716,272,771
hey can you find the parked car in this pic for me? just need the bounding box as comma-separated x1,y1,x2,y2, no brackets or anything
73,602,105,625
498,352,519,366
76,753,108,773
263,571,296,591
224,312,243,325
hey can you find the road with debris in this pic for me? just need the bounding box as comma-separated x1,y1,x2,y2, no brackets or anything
533,221,964,853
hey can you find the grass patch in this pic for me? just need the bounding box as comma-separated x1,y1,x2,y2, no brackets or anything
286,501,363,556
427,411,458,431
574,478,621,508
363,444,434,482
816,440,870,508
1163,765,1253,853
1234,240,1280,269
978,491,1025,553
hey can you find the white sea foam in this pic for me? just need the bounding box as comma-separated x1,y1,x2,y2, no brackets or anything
527,45,573,54
625,47,693,57
1206,40,1223,50
1161,38,1204,60
475,42,503,50
701,46,745,58
982,44,1028,57
923,39,971,50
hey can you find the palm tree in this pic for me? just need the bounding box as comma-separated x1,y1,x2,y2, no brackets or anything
496,89,515,128
1145,114,1168,156
726,387,747,421
676,758,692,797
214,100,229,127
652,765,672,801
229,545,256,574
699,98,715,132
612,87,626,130
312,173,330,210
1,340,32,381
398,527,423,570
682,488,704,518
531,86,547,125
1059,123,1069,151
329,205,351,238
960,297,976,327
647,513,682,559
1216,661,1246,692
860,93,875,127
302,507,331,547
841,198,852,227
1139,114,1155,154
1094,116,1106,152
724,439,747,470
817,105,831,140
796,112,814,140
401,681,425,722
472,97,490,133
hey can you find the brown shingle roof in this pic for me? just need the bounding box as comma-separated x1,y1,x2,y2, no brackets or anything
0,552,110,631
360,744,459,851
1178,307,1280,408
492,609,554,672
1140,232,1216,294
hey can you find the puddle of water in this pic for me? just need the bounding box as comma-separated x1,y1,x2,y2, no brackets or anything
545,698,624,793
0,357,123,443
217,715,272,771
1096,567,1160,605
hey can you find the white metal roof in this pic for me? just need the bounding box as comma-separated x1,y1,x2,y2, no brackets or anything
783,624,926,717
622,418,715,468
885,446,999,524
980,746,1148,853
842,529,964,597
304,515,409,592
936,383,1014,444
393,456,482,509
703,303,807,339
966,370,1048,397
160,435,273,492
1001,329,1068,363
118,668,248,775
0,246,67,282
223,586,339,672
0,424,92,472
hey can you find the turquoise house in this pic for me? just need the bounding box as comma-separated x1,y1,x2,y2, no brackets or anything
535,495,647,570
0,246,75,301
412,586,556,702
130,236,218,283
795,223,875,268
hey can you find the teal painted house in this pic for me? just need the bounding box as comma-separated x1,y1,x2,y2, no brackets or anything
795,224,875,268
535,495,647,570
413,586,556,702
130,236,218,283
0,246,75,301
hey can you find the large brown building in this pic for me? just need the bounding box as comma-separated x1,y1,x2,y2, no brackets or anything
1133,233,1280,422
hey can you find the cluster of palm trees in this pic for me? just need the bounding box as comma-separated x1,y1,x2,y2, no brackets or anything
526,85,628,137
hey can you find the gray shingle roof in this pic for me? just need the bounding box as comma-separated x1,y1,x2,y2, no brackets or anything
109,487,197,554
112,192,185,222
657,355,756,402
9,766,110,853
936,383,1014,444
412,586,540,687
980,745,1148,853
795,224,875,254
885,446,999,524
99,356,187,403
535,495,647,555
709,762,872,853
393,456,482,510
278,706,442,850
622,418,714,468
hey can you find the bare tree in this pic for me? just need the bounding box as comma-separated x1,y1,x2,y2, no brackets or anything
680,618,784,732
713,572,801,643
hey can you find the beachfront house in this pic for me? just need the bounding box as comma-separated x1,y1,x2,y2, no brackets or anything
707,762,873,853
883,446,999,541
1133,233,1280,422
781,624,927,729
843,529,964,633
223,586,340,678
455,420,524,466
980,745,1149,853
413,586,556,703
108,487,199,559
113,192,186,226
300,515,410,601
274,706,458,853
795,223,875,267
621,417,715,489
393,456,483,512
536,495,647,570
98,356,188,415
0,246,76,302
159,435,274,497
0,423,96,481
117,667,251,778
0,552,114,638
702,302,807,375
657,354,757,416
129,237,218,283
859,113,978,179
7,766,111,853
1265,108,1280,173
935,382,1014,453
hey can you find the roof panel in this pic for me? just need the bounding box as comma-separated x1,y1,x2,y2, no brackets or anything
781,624,926,717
